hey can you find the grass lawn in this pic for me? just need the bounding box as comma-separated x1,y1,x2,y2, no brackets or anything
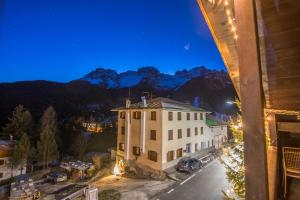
98,189,121,200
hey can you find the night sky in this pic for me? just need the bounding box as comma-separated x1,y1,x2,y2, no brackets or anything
0,0,225,83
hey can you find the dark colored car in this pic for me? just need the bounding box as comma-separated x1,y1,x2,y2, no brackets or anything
175,157,203,173
46,172,68,183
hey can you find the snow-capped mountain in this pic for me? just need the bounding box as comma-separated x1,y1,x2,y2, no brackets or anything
79,66,229,90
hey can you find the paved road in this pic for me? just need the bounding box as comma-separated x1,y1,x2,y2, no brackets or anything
155,160,229,200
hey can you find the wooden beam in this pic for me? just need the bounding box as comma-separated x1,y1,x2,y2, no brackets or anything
277,122,300,134
234,0,269,199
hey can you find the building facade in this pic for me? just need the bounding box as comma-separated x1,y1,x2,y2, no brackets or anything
113,97,227,172
0,140,24,181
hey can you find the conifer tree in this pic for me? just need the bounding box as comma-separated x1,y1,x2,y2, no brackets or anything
37,106,59,168
222,99,245,199
2,105,33,140
11,133,31,174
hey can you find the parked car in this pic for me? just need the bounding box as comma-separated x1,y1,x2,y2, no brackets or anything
201,154,214,165
175,157,203,173
46,172,68,183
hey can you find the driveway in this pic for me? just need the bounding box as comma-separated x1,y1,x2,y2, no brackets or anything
92,175,175,200
154,160,229,200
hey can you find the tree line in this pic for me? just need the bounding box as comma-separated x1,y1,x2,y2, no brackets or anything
1,105,59,173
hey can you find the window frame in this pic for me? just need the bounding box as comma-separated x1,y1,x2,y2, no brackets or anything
168,112,173,121
177,129,182,139
177,112,182,120
187,128,191,137
168,130,173,140
148,150,158,162
150,130,156,140
150,111,157,120
167,150,174,162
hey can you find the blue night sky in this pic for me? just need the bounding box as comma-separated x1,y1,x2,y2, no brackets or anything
0,0,225,83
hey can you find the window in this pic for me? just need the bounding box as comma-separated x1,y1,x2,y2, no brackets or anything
201,142,205,149
177,148,183,158
221,126,223,130
151,111,156,120
201,127,204,135
121,126,125,135
167,151,174,162
119,143,125,151
133,111,141,119
186,143,191,153
0,173,3,178
168,112,173,121
212,139,214,146
148,150,157,162
0,160,4,166
150,130,156,140
168,130,173,140
187,128,191,137
200,113,203,120
120,112,125,119
194,113,197,120
208,141,210,147
133,146,141,156
177,112,181,120
187,113,190,120
195,143,198,152
195,127,198,136
177,129,182,139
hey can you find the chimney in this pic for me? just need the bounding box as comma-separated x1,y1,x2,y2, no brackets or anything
141,96,147,107
126,99,131,108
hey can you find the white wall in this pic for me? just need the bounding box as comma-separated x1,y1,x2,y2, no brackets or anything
0,157,23,181
116,109,228,171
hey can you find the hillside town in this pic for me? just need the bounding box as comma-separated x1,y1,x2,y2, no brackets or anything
1,0,299,200
0,96,230,200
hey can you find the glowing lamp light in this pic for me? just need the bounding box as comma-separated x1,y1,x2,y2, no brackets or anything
113,164,121,176
234,34,238,40
231,26,236,32
226,10,230,15
225,1,228,6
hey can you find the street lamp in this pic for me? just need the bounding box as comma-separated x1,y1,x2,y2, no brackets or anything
226,100,235,105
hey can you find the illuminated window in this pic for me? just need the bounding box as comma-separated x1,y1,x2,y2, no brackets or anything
119,143,125,151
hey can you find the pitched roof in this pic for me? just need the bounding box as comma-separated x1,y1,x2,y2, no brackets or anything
112,97,208,112
206,115,228,127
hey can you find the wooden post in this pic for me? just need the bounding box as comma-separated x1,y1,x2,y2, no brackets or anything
234,0,269,199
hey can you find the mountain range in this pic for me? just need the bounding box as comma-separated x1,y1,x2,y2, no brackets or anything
79,66,231,90
0,66,236,126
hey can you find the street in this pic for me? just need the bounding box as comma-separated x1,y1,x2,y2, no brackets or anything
155,160,229,200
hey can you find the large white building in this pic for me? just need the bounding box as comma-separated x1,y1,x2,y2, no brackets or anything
113,97,227,172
